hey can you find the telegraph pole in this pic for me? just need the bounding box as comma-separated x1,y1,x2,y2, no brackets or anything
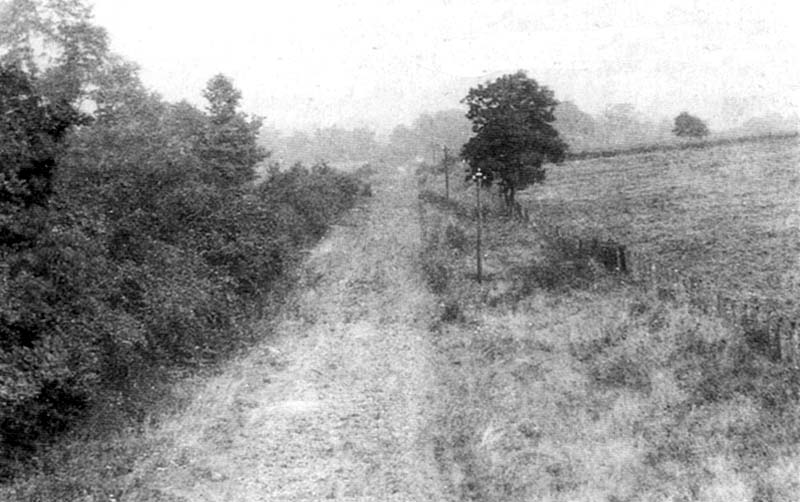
472,167,486,283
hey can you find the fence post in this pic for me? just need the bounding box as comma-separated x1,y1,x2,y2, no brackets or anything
766,314,775,361
753,300,761,328
616,246,627,273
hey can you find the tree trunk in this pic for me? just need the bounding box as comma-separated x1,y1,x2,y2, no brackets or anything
504,185,515,208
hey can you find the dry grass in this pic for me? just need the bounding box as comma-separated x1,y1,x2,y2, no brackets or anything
418,154,800,501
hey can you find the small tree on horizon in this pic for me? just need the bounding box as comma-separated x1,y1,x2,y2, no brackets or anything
460,71,566,207
673,111,709,138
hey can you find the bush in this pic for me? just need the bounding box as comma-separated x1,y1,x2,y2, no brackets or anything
423,257,451,294
1,8,368,480
2,100,364,471
444,223,468,252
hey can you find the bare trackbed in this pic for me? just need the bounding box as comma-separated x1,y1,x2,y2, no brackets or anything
124,167,453,501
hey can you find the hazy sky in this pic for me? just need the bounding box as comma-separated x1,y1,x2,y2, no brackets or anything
90,0,799,133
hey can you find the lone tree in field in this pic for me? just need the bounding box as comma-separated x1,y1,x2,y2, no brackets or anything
461,70,567,207
672,111,709,138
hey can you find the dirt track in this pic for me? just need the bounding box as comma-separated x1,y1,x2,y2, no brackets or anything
124,167,454,501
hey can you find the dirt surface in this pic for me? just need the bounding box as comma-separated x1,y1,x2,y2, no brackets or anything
123,167,454,501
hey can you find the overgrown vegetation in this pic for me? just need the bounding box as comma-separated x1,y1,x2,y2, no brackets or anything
0,0,365,478
418,157,800,501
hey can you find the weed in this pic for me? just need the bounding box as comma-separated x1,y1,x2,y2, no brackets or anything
422,258,450,294
440,300,463,323
444,223,468,252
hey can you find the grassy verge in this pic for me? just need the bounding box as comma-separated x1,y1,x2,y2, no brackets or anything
419,172,800,501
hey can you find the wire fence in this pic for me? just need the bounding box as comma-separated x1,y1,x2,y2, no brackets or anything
543,224,799,366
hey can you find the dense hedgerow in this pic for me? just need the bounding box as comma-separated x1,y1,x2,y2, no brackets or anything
0,31,365,472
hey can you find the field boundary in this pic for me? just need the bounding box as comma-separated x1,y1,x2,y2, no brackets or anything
628,252,799,365
565,131,798,161
419,144,800,368
543,224,800,366
417,187,800,368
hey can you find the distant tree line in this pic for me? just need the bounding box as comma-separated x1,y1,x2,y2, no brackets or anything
260,109,474,167
260,125,383,167
0,0,364,469
261,99,798,170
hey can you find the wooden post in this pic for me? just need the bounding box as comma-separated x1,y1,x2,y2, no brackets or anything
443,146,450,200
612,246,625,274
775,317,784,363
753,301,761,330
474,169,484,284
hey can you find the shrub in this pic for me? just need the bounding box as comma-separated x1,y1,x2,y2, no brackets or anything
444,222,468,252
423,258,451,294
1,11,368,480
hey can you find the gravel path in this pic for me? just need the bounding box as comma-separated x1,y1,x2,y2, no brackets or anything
124,167,453,501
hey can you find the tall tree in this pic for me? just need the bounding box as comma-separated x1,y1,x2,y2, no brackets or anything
461,70,566,206
0,0,108,105
199,74,267,188
0,62,85,244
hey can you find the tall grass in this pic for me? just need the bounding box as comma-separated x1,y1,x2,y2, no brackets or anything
418,165,800,501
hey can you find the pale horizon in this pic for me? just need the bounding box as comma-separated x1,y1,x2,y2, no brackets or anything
89,0,800,134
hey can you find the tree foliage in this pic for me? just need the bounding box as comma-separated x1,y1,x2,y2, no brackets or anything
460,71,567,205
0,0,366,471
199,74,267,188
673,111,709,138
0,62,87,243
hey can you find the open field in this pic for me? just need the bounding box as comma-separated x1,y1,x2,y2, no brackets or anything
523,136,800,300
417,166,800,501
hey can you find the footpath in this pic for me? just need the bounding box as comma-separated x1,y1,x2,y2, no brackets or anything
123,167,454,501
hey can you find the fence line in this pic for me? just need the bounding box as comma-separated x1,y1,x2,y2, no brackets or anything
540,223,798,366
418,182,799,367
629,256,798,366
